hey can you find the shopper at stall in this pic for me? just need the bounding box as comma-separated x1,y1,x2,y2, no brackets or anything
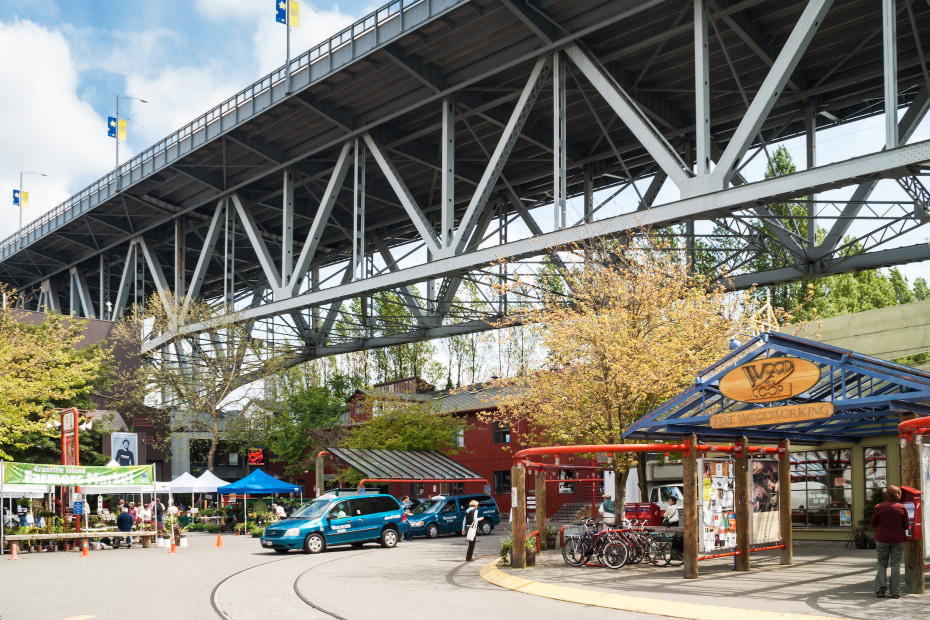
870,485,908,599
116,507,134,548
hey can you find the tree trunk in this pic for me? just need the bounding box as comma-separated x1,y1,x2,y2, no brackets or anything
614,465,629,517
207,416,219,471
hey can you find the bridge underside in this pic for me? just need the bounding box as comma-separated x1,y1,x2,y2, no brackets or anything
2,0,930,363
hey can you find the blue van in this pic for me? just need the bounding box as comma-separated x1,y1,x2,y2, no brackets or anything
407,494,500,538
261,492,409,553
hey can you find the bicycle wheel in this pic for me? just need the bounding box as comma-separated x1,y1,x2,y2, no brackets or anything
562,537,587,567
667,545,684,567
653,539,672,566
601,541,628,569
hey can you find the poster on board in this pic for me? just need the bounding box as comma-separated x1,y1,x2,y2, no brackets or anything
111,432,139,466
698,458,736,552
751,458,780,544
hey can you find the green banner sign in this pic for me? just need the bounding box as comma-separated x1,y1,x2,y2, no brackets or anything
2,462,155,487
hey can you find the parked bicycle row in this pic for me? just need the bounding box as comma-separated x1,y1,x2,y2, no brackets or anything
561,519,683,569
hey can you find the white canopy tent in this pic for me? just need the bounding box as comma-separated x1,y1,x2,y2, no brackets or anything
168,472,199,494
194,471,230,493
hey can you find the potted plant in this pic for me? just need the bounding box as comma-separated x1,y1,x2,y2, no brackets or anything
499,533,513,565
250,525,264,538
177,526,189,547
545,521,558,550
525,533,537,566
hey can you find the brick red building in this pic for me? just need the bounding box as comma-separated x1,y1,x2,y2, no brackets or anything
345,377,601,518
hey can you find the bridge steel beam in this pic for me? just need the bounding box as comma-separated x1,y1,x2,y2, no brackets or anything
0,1,927,368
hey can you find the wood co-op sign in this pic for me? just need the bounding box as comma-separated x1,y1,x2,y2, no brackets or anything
711,357,834,428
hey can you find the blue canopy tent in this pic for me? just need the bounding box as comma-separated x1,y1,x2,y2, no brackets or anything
216,469,301,527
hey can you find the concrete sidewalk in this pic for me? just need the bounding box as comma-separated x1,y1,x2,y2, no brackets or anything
482,544,925,620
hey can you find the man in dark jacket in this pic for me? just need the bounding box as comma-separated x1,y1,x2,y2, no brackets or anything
116,507,134,548
870,485,909,598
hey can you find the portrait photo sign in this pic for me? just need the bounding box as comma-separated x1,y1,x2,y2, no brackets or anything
111,432,140,466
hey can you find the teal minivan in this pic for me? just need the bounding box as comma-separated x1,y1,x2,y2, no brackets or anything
261,492,409,554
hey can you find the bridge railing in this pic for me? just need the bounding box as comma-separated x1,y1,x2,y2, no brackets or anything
0,0,469,261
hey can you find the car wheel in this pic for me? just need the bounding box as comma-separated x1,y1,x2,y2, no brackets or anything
351,542,364,548
380,528,398,548
478,520,492,536
274,548,289,554
303,533,325,554
426,523,440,539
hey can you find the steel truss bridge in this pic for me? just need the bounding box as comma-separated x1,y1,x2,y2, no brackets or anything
2,0,930,365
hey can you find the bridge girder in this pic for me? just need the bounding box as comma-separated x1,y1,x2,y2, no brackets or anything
0,0,928,367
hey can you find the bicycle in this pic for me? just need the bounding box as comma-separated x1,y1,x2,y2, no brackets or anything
561,519,627,569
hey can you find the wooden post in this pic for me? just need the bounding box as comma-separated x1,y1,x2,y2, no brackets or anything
535,471,548,551
315,454,325,498
735,436,750,572
778,439,793,565
511,464,526,568
901,417,926,594
683,434,699,579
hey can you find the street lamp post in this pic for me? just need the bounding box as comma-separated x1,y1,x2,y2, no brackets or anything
115,95,148,168
18,170,46,250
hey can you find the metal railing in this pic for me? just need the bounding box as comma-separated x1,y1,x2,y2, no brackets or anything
0,0,470,261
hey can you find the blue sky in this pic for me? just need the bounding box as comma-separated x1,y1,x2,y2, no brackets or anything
0,0,374,240
1,0,927,284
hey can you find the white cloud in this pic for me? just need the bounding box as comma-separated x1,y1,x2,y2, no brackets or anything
0,19,113,242
195,0,364,76
126,64,246,147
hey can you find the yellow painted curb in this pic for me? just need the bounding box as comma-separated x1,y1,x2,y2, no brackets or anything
478,560,853,620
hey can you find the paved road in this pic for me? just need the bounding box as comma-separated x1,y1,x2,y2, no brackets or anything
0,531,653,620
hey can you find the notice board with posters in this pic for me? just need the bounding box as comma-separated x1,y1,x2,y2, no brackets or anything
698,458,736,553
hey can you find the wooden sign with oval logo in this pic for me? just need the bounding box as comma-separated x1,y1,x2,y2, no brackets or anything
719,357,821,403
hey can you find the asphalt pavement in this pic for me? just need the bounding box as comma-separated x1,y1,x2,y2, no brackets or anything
1,532,925,620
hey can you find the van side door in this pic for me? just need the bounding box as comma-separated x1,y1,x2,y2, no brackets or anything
325,500,356,545
438,500,460,533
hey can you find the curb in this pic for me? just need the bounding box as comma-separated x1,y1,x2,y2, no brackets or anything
478,559,853,620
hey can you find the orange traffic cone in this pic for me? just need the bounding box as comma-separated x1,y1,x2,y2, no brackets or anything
216,534,223,548
81,541,89,557
169,539,178,553
8,543,20,560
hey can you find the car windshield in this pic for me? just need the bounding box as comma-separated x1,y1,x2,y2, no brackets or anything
291,499,331,520
411,499,442,514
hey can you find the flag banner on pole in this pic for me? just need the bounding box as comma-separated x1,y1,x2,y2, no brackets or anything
108,116,117,138
21,191,28,208
276,0,286,23
12,189,20,206
2,462,155,486
118,119,127,141
289,0,299,27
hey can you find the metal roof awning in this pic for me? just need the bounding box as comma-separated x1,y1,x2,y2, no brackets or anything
623,332,930,444
322,447,486,483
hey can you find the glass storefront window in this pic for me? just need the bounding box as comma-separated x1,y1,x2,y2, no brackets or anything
864,447,887,502
791,449,852,528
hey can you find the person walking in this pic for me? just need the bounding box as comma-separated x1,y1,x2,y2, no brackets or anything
871,485,909,599
462,499,479,561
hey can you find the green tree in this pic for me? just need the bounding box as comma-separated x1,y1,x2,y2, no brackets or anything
261,384,347,477
0,294,112,460
341,395,467,454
